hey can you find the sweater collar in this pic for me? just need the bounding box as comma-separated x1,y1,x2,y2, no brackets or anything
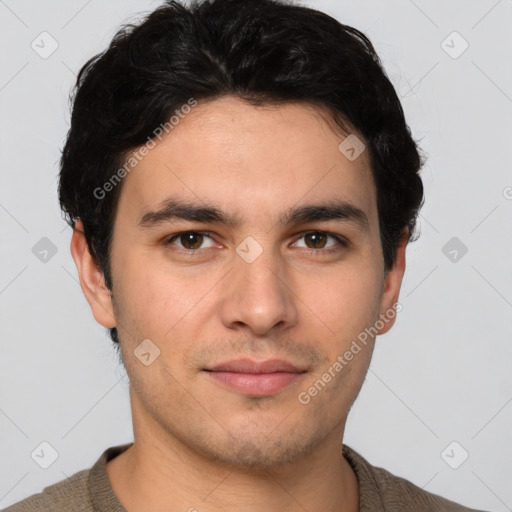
89,442,386,511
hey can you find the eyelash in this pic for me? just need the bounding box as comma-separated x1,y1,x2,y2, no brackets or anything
164,230,349,256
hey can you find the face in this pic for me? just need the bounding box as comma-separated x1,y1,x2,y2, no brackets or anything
73,96,406,469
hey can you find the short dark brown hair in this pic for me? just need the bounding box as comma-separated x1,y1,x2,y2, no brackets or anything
59,0,425,346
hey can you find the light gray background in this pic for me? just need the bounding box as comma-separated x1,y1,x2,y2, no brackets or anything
1,0,511,510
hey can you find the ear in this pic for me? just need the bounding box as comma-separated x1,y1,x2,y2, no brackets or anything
70,219,116,329
377,227,408,335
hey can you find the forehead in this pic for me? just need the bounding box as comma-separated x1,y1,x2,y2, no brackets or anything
116,96,378,231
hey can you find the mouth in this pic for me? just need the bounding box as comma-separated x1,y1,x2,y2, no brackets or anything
203,358,307,397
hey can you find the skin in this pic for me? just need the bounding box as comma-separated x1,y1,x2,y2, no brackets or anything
71,95,407,512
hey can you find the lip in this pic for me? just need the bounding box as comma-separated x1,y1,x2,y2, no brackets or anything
206,358,306,374
204,358,307,396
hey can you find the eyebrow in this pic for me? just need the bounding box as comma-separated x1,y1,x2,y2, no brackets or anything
137,197,370,231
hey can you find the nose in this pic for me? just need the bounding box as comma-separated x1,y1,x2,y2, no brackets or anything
219,246,299,336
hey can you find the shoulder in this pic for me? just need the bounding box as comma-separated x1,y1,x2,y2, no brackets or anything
2,468,92,512
342,444,491,512
369,463,488,512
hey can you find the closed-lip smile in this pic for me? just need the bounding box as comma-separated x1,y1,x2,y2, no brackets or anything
205,358,306,373
204,358,307,396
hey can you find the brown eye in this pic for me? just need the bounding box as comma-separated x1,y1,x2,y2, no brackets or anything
304,232,328,249
293,231,348,254
179,232,204,250
166,231,216,252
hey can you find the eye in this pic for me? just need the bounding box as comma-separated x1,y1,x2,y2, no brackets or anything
165,231,216,252
164,230,348,256
292,231,348,254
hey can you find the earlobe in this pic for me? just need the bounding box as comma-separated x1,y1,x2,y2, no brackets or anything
377,227,408,335
70,219,116,329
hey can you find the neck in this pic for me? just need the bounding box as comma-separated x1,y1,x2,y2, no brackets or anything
106,426,359,512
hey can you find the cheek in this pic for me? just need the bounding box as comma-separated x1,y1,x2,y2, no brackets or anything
113,255,181,323
114,263,225,358
304,267,382,337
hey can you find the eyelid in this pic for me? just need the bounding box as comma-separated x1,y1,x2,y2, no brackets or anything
293,230,349,248
165,229,349,253
166,231,218,251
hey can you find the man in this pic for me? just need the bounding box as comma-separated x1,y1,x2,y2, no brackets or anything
5,0,491,510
